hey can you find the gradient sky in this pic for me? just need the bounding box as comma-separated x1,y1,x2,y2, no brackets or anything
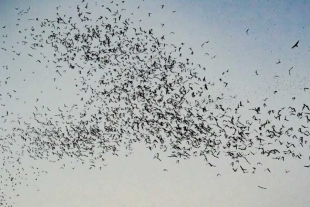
1,0,310,206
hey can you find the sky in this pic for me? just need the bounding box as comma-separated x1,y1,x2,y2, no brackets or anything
0,0,310,206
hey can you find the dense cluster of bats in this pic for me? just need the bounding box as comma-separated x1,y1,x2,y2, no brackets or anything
0,0,309,205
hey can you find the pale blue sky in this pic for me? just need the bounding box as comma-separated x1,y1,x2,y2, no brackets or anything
1,0,310,206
